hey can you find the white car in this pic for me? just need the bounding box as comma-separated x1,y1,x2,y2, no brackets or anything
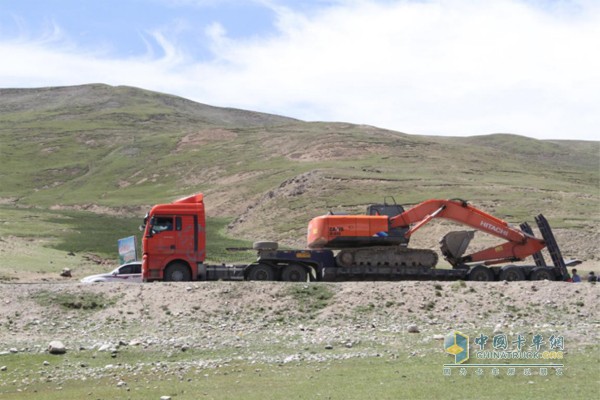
80,262,142,283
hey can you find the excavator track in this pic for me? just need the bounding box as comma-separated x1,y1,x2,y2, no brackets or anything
335,246,438,269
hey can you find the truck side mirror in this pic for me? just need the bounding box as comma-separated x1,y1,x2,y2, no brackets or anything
144,217,156,238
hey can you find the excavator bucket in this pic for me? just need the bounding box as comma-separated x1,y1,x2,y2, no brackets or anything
440,231,475,267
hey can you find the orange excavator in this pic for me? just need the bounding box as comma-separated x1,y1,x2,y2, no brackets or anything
307,198,569,280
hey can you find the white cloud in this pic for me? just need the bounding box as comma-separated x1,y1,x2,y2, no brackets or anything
1,0,599,140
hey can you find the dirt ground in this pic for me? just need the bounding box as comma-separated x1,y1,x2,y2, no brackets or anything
1,278,598,354
0,273,598,399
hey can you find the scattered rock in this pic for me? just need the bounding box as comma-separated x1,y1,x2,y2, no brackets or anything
160,396,172,400
98,343,116,352
1,366,6,371
60,268,72,278
0,279,596,391
48,341,66,355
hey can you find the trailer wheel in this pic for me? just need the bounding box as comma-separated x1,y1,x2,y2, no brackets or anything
247,264,276,281
467,265,495,281
499,266,526,281
281,264,308,282
164,262,192,282
530,267,556,281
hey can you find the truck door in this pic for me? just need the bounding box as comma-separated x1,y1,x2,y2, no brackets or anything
174,215,198,260
148,216,176,270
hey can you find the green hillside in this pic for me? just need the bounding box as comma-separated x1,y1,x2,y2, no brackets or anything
0,84,598,268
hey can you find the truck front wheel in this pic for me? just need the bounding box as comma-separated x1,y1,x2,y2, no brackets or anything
164,262,192,282
247,264,275,281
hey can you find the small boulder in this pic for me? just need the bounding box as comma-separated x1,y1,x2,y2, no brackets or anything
48,341,66,355
407,324,420,333
98,343,116,352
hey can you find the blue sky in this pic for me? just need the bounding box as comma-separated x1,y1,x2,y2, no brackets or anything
1,0,598,140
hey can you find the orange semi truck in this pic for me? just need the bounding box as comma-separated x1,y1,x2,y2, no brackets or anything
141,194,576,282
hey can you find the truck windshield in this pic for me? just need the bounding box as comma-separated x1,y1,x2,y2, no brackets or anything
151,217,173,234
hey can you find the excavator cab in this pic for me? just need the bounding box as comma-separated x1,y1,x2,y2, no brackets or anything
367,198,410,245
366,196,403,216
366,203,404,217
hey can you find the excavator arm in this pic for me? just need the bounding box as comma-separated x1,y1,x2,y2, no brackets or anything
389,199,546,266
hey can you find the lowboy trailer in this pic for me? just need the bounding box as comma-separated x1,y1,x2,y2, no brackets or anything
141,194,577,282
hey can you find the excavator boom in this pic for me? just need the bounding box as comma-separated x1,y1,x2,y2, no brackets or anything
390,199,546,265
307,198,547,267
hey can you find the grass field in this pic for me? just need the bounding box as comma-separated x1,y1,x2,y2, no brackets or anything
1,344,596,400
1,85,598,265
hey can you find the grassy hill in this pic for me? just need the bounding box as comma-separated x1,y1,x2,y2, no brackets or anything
0,84,598,270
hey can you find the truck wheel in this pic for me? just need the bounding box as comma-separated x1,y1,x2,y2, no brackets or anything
247,264,275,281
253,241,278,250
467,265,495,281
164,262,192,282
281,264,308,282
499,266,526,281
530,267,556,281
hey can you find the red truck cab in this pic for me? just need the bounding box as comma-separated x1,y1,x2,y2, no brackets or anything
141,193,206,281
